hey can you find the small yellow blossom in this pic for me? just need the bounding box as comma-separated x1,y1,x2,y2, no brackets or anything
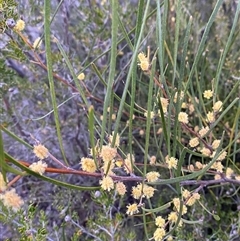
213,101,223,112
187,164,195,171
146,171,160,182
115,159,123,167
100,176,114,191
174,91,184,103
211,150,227,161
160,97,169,107
167,236,173,241
173,197,187,215
77,73,85,81
194,125,200,132
132,183,155,199
132,185,142,199
211,161,224,173
235,175,240,181
138,52,148,62
157,128,162,135
212,140,221,150
14,19,25,31
144,111,155,119
108,132,120,147
138,53,149,71
124,153,135,174
126,203,139,215
0,172,7,191
33,37,42,49
182,189,191,199
214,174,221,180
139,129,145,136
139,61,150,71
217,151,227,161
181,102,187,108
178,112,189,124
153,227,166,241
200,147,211,157
155,216,165,227
226,167,234,179
143,184,155,198
206,111,215,123
29,160,47,175
101,0,107,5
199,126,210,137
81,157,97,173
186,193,200,206
0,189,24,211
33,144,49,160
116,182,126,196
195,161,203,169
150,155,156,165
166,156,178,169
168,211,178,223
203,89,213,99
188,104,195,114
160,97,169,113
111,113,116,120
189,137,199,148
100,145,117,162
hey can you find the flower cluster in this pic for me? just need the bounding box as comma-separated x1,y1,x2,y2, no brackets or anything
203,89,213,99
160,97,169,114
189,137,199,148
178,112,189,124
33,37,42,49
100,145,117,162
77,73,85,81
132,183,155,199
80,157,97,173
116,182,127,196
29,160,47,175
182,191,201,206
138,53,150,71
0,188,24,212
146,171,160,182
33,144,49,160
14,19,25,31
151,190,200,240
99,176,114,191
165,156,178,170
126,203,139,215
138,52,150,71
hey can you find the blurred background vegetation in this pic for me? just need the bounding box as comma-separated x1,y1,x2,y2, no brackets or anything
0,0,240,240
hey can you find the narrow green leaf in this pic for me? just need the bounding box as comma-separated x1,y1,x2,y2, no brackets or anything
100,0,119,147
44,0,68,165
0,130,7,181
181,218,203,224
88,105,98,168
141,202,171,213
